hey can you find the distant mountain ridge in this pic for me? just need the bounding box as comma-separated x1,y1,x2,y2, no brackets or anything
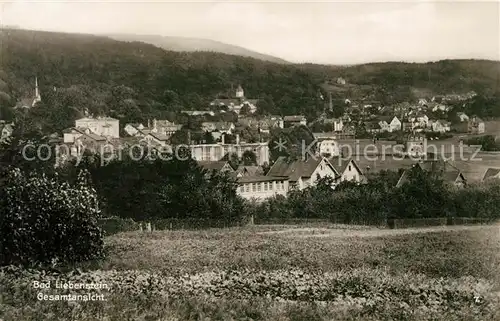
107,33,289,64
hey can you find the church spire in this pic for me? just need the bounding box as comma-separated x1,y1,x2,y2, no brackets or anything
32,76,42,107
35,77,39,98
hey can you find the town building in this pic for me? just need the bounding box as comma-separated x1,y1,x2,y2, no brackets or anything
468,116,485,134
283,115,307,128
431,120,451,133
236,176,289,201
209,85,258,114
482,168,500,181
396,160,466,188
266,156,339,190
188,136,269,166
329,157,366,183
0,121,13,142
75,116,120,138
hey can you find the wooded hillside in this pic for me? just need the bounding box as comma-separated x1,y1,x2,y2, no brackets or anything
0,28,499,133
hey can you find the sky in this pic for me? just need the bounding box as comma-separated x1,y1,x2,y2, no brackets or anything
1,0,499,64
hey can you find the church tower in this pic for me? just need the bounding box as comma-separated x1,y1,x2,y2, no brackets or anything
235,85,244,99
32,76,41,107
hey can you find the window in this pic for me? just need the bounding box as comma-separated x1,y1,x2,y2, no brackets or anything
348,165,352,171
257,183,262,192
239,186,244,193
245,184,250,192
264,182,268,191
252,183,256,192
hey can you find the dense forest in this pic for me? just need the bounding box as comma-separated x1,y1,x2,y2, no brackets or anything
0,28,499,134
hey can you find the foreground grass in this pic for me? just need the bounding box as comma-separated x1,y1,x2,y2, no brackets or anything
1,225,499,320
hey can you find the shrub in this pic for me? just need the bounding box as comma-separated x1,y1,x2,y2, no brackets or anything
0,168,104,267
99,217,138,236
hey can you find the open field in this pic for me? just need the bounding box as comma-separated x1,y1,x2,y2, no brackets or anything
1,224,500,320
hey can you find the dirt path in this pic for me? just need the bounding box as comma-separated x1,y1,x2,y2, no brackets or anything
258,224,500,238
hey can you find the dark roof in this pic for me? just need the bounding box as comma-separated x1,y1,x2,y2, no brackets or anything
482,168,500,181
267,156,338,182
379,116,393,123
364,121,381,130
329,157,363,175
236,166,263,176
238,175,288,183
83,133,107,141
396,160,466,187
148,132,170,141
197,161,233,172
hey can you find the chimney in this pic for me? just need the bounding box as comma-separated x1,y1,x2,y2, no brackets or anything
153,119,157,132
187,129,191,145
329,92,333,111
221,134,225,145
236,134,240,145
148,119,151,128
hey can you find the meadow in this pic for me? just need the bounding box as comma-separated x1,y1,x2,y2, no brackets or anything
1,224,500,321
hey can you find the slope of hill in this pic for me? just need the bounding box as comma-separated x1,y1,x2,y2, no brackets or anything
0,28,323,133
1,28,499,135
107,34,289,64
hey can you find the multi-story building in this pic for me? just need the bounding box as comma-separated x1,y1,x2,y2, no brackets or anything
236,176,289,201
188,135,270,166
75,116,120,138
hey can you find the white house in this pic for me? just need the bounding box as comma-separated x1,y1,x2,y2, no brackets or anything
210,85,258,114
124,123,145,137
189,139,270,166
237,176,289,201
316,139,341,157
409,114,429,129
406,134,426,157
389,116,402,132
266,156,340,190
201,122,235,134
457,112,469,122
330,157,366,183
431,120,451,133
0,122,13,142
432,104,450,112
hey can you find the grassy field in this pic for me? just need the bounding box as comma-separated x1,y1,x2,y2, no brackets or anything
1,224,500,320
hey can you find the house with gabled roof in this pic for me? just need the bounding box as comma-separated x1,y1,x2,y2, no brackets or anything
141,132,171,146
431,120,451,133
329,157,366,184
236,165,264,177
124,123,145,137
396,159,466,188
266,156,340,190
482,168,500,181
468,116,485,134
197,161,234,175
457,112,469,122
0,121,14,142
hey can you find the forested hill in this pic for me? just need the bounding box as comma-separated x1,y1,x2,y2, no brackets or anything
0,28,499,134
107,33,289,64
0,28,325,131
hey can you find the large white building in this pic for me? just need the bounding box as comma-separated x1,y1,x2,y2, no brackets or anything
189,139,270,166
237,176,289,201
75,116,120,138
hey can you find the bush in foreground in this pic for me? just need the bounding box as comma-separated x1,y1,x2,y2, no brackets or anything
0,168,104,267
